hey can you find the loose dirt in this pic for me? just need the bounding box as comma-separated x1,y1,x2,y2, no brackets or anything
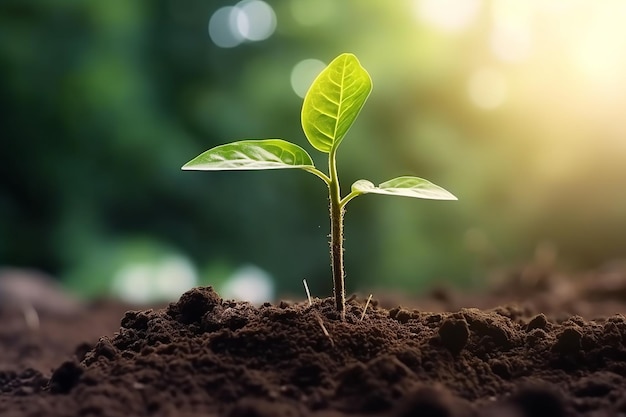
2,263,626,416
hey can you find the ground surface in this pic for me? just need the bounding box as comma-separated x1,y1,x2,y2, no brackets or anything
2,261,626,417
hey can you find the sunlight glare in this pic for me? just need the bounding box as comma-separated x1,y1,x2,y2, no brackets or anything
490,1,532,62
570,3,626,88
414,0,482,32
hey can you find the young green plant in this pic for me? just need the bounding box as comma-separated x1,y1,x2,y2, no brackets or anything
182,53,457,319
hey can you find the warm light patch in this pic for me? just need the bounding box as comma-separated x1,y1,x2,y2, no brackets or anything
414,0,482,32
570,3,626,89
490,0,532,62
467,67,508,110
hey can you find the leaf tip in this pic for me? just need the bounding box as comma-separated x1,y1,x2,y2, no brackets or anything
440,189,459,201
181,160,195,170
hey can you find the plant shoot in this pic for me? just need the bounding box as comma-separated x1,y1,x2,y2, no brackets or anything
183,53,457,319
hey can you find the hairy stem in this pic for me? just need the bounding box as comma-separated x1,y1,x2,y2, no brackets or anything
328,149,345,320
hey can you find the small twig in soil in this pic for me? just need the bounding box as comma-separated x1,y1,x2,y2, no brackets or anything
359,294,373,322
315,313,334,347
303,279,334,346
302,279,313,306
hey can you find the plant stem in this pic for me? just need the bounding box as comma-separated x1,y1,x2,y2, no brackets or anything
328,149,345,320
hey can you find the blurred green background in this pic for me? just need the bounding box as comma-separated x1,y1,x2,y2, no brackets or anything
2,0,625,303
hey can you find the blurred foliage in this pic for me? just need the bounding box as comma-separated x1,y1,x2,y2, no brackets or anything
1,0,626,299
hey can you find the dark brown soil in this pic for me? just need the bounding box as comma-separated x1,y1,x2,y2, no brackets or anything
2,263,626,417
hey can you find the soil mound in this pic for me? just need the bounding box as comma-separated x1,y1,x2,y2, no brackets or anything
3,286,626,416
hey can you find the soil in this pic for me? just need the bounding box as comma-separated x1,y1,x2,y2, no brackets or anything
2,261,626,417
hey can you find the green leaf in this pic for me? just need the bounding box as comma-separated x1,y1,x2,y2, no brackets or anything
301,53,372,154
182,139,315,171
351,176,458,200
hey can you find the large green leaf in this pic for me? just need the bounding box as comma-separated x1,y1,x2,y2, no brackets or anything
351,176,458,200
182,139,315,171
301,53,372,153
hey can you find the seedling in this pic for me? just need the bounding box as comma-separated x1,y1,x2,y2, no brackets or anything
183,53,457,319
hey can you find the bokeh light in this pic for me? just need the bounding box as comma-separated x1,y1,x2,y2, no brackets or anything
220,265,274,304
467,67,507,110
208,6,243,48
290,59,326,98
112,255,197,304
208,1,276,48
237,1,276,42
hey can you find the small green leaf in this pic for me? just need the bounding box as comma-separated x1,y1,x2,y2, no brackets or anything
351,176,458,200
301,53,372,154
182,139,315,171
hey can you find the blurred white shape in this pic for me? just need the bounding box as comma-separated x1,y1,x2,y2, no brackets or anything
236,0,276,41
290,59,326,98
208,6,244,48
112,263,154,304
414,0,482,32
220,265,274,304
112,255,198,304
467,67,508,110
154,256,198,300
290,0,334,26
